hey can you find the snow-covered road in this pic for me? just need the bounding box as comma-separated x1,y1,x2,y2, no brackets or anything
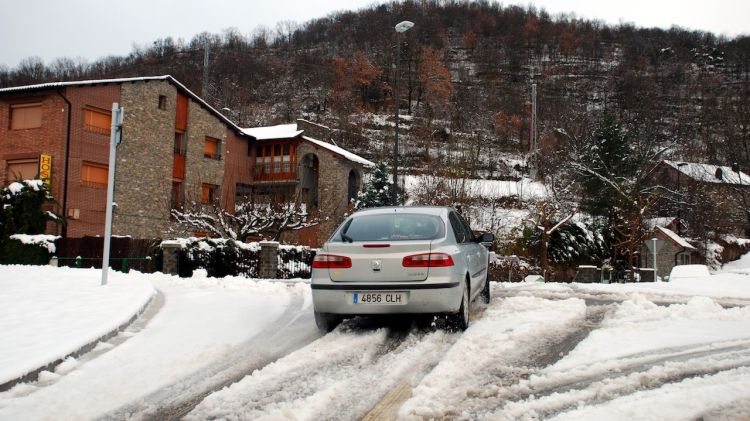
2,266,750,420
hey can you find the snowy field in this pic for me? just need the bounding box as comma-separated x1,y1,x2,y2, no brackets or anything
0,263,749,420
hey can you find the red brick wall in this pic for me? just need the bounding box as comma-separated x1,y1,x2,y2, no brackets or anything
0,85,121,237
0,92,67,235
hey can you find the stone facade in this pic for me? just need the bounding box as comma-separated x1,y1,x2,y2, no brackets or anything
115,81,228,238
114,81,176,238
640,231,699,280
277,138,366,246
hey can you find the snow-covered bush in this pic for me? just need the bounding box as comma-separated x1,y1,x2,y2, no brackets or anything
0,180,62,265
166,238,316,279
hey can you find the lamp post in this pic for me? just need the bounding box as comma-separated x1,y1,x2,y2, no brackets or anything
393,20,414,206
676,162,688,233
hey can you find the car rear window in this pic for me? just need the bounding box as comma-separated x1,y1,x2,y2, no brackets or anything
334,213,446,242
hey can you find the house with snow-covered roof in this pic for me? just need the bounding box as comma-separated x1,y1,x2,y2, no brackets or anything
640,225,701,280
241,119,374,245
648,160,750,238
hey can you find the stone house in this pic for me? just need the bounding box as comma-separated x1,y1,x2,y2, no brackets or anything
648,160,750,237
0,76,372,245
242,119,374,246
640,225,701,280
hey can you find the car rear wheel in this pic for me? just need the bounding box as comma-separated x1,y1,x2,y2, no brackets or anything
446,279,469,331
480,270,491,304
314,311,341,333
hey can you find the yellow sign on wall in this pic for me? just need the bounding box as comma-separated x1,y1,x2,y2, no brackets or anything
39,154,52,185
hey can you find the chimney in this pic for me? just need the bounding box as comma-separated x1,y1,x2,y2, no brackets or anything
296,119,332,143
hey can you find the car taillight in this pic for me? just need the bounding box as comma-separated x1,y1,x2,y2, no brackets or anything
402,253,454,267
312,254,352,269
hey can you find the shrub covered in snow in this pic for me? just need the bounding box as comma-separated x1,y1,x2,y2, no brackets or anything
166,238,315,279
0,180,62,265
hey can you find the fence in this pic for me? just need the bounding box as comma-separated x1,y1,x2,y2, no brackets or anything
55,237,160,273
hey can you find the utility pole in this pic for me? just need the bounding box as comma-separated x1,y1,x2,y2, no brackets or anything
530,82,538,180
101,103,124,286
202,39,210,98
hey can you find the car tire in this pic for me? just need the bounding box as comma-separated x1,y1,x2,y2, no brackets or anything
447,279,470,331
480,273,491,304
314,311,341,333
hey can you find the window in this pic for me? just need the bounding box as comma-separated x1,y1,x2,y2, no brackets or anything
81,161,108,187
174,132,186,155
204,137,220,159
6,158,39,183
10,103,42,130
158,95,167,110
254,141,296,180
449,212,474,243
83,107,111,135
201,183,218,204
171,181,182,209
334,214,446,242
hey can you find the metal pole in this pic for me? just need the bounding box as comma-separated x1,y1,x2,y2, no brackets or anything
393,32,401,206
652,238,658,282
203,40,210,98
102,103,123,286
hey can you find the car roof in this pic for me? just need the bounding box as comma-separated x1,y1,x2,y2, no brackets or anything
351,206,453,217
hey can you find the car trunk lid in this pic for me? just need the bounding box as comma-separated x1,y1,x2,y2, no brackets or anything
325,241,432,282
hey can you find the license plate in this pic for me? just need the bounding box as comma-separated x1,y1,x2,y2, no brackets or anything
352,291,407,305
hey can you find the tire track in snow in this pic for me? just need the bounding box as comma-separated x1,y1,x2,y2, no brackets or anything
98,285,320,421
397,293,589,420
185,320,460,421
493,345,750,419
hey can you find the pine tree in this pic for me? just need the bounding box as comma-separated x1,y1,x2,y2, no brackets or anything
354,162,394,209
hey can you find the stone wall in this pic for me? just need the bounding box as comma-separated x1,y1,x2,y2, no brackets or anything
181,98,226,209
114,81,176,238
290,140,366,246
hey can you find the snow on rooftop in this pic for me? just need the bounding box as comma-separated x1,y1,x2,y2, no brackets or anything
241,123,374,167
0,75,246,135
242,124,302,140
302,136,374,167
657,226,696,250
665,160,750,185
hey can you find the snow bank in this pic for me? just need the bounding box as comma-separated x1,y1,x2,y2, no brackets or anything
0,265,154,386
0,270,301,420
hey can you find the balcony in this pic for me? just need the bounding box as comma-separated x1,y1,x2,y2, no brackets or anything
254,163,298,182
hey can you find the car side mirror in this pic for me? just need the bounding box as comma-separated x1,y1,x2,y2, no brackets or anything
478,232,495,245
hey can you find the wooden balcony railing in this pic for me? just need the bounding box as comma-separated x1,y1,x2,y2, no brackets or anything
254,163,298,182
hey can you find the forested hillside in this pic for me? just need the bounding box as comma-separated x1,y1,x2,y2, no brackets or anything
2,0,748,172
3,0,749,276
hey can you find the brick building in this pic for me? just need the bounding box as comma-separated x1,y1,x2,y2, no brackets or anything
1,76,371,245
242,119,374,245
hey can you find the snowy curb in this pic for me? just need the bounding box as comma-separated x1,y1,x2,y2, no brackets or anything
0,293,157,392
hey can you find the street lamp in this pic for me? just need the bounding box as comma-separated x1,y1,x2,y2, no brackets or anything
392,20,414,206
676,162,688,234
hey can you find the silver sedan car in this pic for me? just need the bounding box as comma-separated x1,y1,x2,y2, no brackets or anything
311,206,494,332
